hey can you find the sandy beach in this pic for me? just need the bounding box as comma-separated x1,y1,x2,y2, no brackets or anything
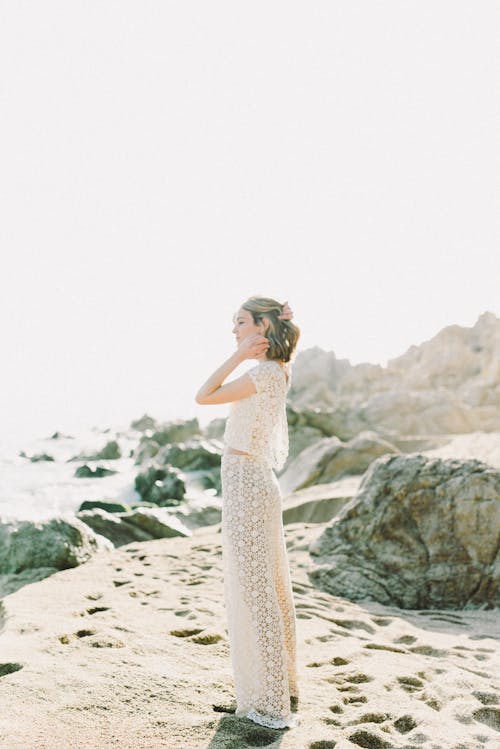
1,518,498,749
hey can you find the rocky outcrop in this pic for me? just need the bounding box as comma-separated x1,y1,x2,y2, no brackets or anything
74,464,118,478
288,311,500,437
148,418,201,446
130,413,159,432
77,507,191,547
19,452,55,462
78,500,132,514
0,517,112,575
279,431,399,494
155,438,223,471
68,440,122,462
309,454,500,609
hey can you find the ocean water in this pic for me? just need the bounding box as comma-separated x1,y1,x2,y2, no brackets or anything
0,425,144,522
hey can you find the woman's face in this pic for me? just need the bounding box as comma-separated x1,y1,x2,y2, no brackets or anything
232,307,262,344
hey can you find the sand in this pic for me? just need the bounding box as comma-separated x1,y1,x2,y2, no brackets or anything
0,518,499,749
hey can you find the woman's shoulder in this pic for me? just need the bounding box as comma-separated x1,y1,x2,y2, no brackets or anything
253,358,290,386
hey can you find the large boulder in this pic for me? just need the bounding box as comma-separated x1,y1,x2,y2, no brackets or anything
0,517,112,575
302,431,400,487
309,454,500,610
279,431,399,494
288,312,500,435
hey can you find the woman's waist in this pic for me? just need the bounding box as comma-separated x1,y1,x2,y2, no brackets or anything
222,445,272,465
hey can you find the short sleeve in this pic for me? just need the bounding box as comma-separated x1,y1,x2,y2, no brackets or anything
247,361,280,394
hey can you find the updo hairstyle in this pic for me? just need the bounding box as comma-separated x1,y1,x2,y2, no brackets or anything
241,295,300,363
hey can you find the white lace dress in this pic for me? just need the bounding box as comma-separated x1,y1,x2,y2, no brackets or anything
220,359,300,729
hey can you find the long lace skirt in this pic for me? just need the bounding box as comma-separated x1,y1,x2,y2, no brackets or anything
220,452,300,729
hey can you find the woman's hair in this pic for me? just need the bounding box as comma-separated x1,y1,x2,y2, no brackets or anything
241,295,300,363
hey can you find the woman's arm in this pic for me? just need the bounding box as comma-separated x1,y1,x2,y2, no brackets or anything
195,334,269,405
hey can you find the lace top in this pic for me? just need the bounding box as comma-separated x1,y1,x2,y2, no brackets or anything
223,359,291,471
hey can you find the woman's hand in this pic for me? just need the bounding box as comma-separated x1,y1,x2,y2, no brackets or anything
278,300,293,320
237,333,270,360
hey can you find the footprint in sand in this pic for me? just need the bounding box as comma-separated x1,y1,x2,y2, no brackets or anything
473,691,499,705
393,714,418,733
58,629,125,648
370,617,394,626
357,712,390,724
330,619,376,635
0,663,23,677
169,627,223,644
409,644,449,657
342,694,368,705
59,628,95,643
328,704,344,714
393,634,417,645
76,606,110,616
396,675,424,693
348,728,392,748
363,643,407,654
473,707,500,731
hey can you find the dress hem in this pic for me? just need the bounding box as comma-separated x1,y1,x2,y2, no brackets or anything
236,707,301,729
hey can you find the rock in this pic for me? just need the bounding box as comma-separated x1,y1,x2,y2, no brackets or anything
76,509,154,546
77,507,191,547
156,437,223,471
68,440,122,462
78,500,132,514
150,418,200,446
288,346,352,409
74,464,118,478
120,507,191,539
169,504,222,530
0,567,61,597
203,417,226,440
288,312,500,436
134,465,185,505
282,477,361,525
360,389,476,436
308,454,500,610
0,517,112,575
19,452,55,462
130,413,159,432
279,432,399,494
94,440,121,459
279,437,343,494
302,431,400,487
133,439,161,465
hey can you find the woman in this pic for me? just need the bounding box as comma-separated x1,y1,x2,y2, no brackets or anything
195,295,301,729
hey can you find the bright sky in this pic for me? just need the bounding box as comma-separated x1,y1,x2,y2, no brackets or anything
1,2,499,446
